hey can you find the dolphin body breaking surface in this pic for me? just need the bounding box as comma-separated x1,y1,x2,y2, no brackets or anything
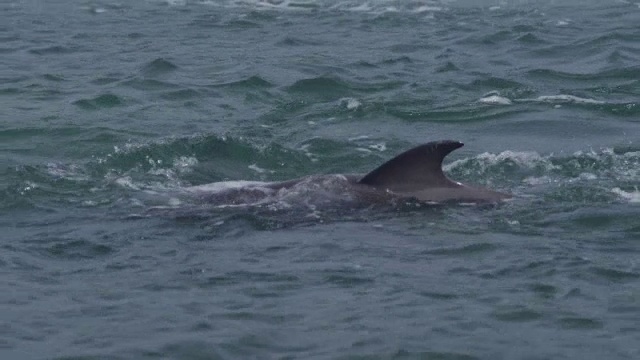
186,140,510,208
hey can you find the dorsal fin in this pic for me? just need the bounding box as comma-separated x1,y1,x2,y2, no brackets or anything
358,140,463,191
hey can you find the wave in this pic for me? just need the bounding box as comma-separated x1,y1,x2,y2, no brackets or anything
73,93,125,110
477,91,639,117
3,133,637,231
165,0,447,14
528,67,640,82
147,0,640,16
30,135,640,200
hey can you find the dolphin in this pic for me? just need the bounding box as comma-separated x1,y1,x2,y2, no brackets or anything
186,140,510,207
356,139,509,203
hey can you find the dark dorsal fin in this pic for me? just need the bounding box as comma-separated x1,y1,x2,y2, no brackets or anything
358,140,463,191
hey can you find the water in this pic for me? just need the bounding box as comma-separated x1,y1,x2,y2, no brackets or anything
1,0,639,359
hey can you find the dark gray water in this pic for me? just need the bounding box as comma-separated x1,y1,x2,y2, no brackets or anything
1,0,639,359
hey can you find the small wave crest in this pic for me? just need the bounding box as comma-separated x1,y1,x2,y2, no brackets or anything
611,187,640,204
524,94,605,105
18,132,638,222
188,180,270,194
170,0,448,14
445,149,556,184
478,91,608,107
446,146,640,204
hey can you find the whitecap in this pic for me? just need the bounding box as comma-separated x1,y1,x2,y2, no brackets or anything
478,94,512,105
413,6,443,13
340,97,361,110
46,163,90,181
173,156,198,173
369,143,387,152
348,135,370,142
523,176,554,186
523,94,605,105
298,143,319,162
248,163,270,173
114,176,141,190
187,180,269,193
446,150,556,171
611,188,640,203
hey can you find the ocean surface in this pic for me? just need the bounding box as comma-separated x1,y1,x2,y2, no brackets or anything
1,0,639,359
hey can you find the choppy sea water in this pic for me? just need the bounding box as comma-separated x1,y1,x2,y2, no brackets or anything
1,0,639,359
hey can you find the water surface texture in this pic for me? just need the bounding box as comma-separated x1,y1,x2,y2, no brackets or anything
1,0,639,359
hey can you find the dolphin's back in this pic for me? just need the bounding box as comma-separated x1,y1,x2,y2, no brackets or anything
187,140,509,207
358,140,463,192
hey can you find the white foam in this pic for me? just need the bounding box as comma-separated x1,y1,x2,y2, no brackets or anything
80,5,107,13
519,94,605,105
187,180,269,193
611,188,640,203
523,176,554,186
173,156,198,173
248,163,271,173
46,163,89,181
148,168,176,177
369,143,387,152
196,0,449,15
478,94,512,105
140,157,197,185
298,143,319,162
114,176,141,190
413,6,443,13
341,97,361,110
578,172,598,181
18,181,38,195
345,3,373,12
483,150,546,167
446,150,556,171
348,135,370,142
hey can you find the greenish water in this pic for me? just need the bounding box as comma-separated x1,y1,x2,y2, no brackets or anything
1,1,639,359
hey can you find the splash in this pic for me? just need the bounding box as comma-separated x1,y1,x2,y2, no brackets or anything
340,97,362,110
445,150,557,173
37,133,638,224
443,146,639,206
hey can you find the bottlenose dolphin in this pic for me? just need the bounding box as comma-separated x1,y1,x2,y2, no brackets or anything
187,140,510,207
356,140,509,203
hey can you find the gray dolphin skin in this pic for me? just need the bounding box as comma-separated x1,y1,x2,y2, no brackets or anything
189,140,510,205
355,140,510,203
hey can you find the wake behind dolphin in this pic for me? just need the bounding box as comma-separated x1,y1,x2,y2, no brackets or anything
185,140,510,210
